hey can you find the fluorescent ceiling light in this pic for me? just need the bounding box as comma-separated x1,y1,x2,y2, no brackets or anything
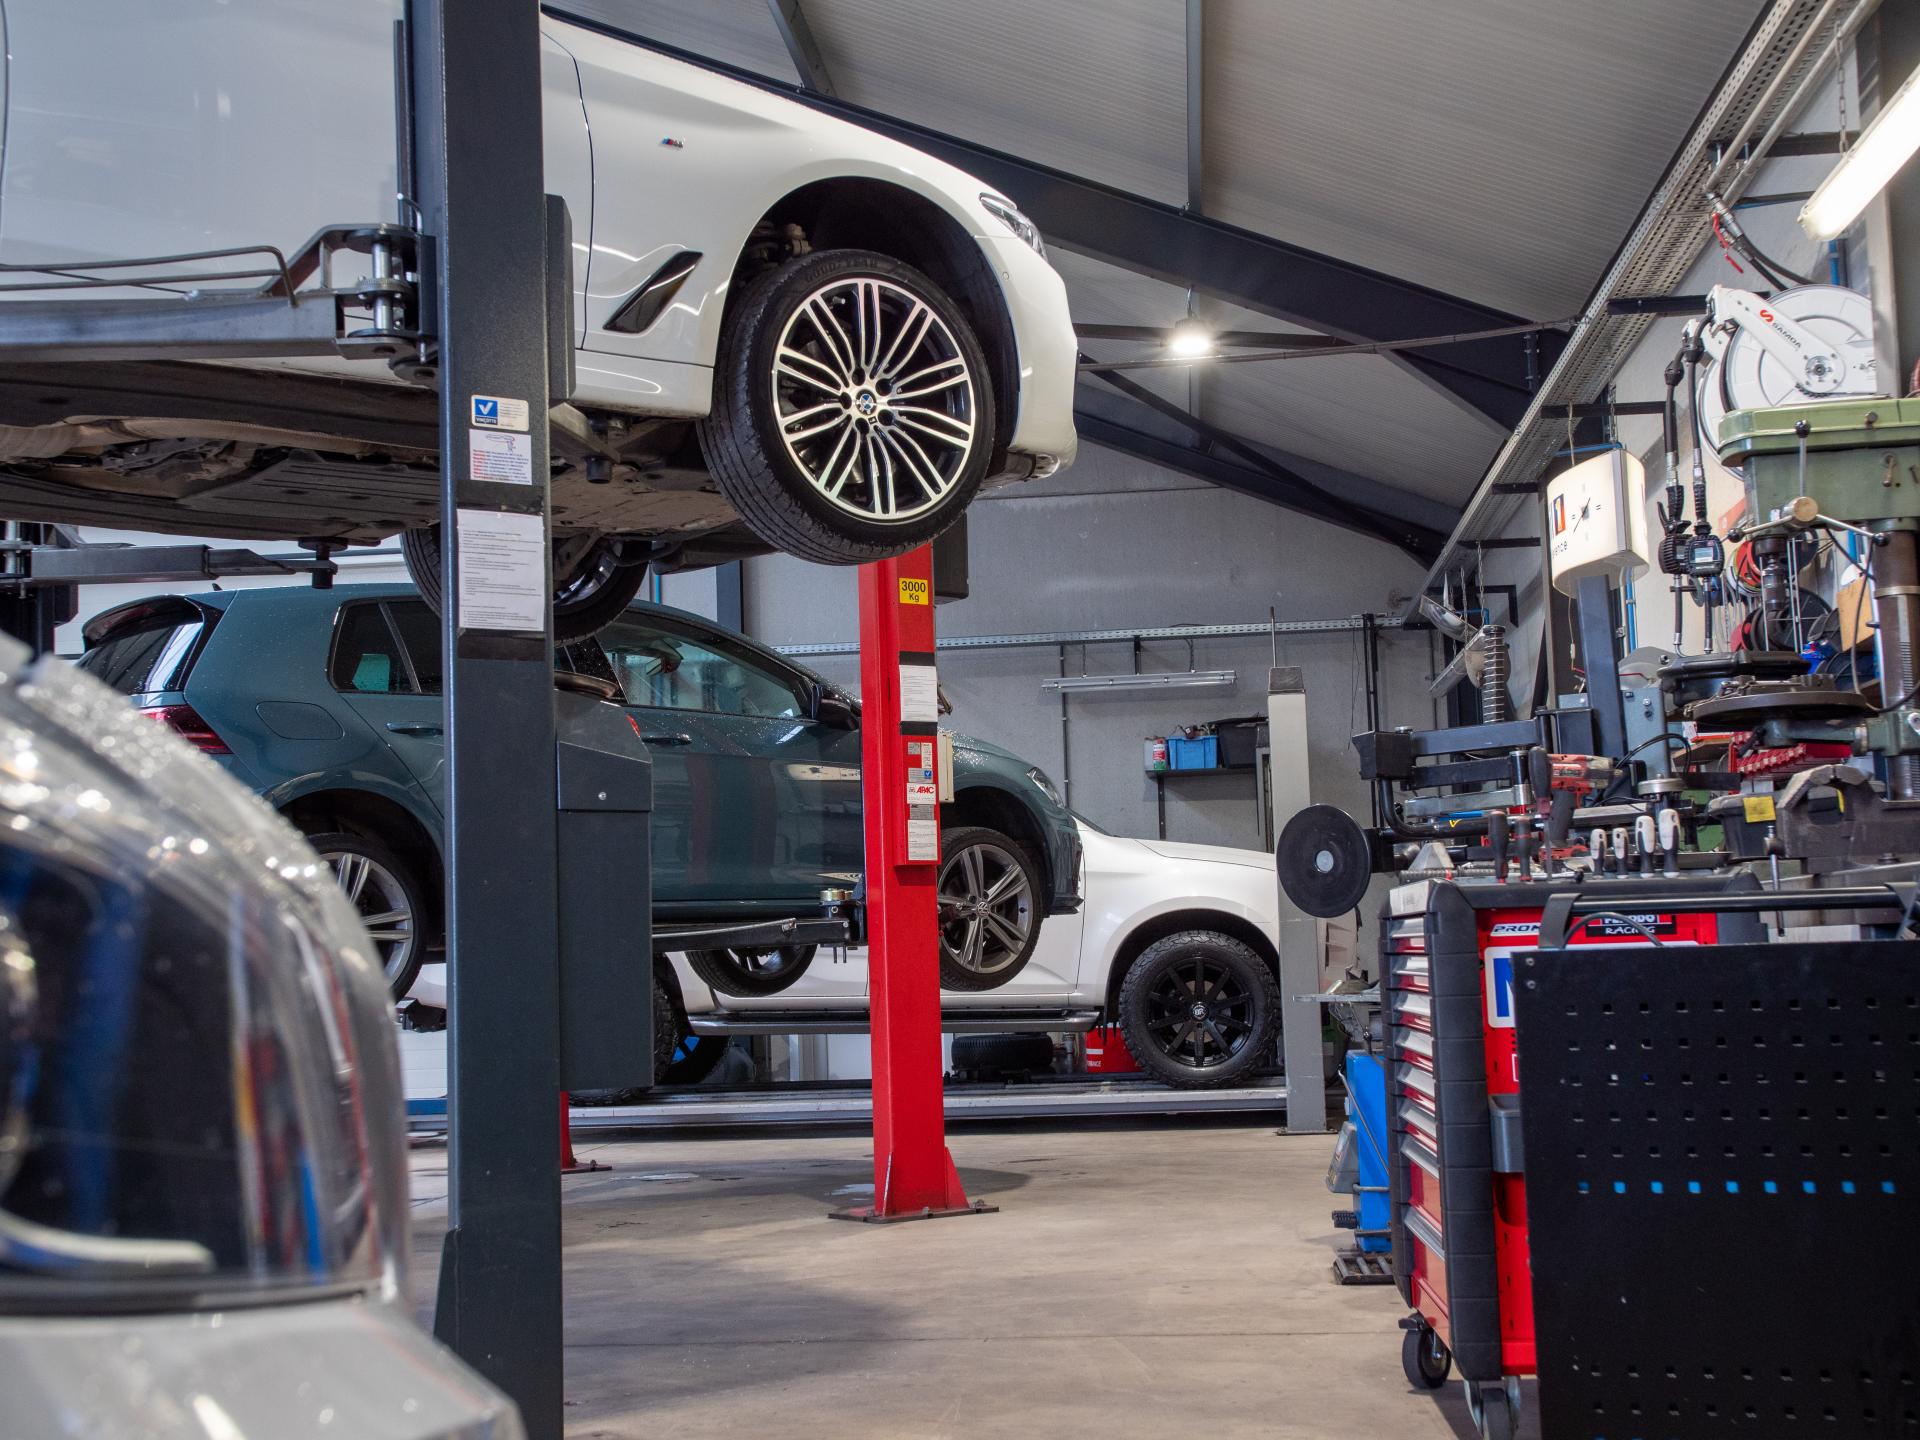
1801,61,1920,240
1041,669,1236,695
1166,320,1215,357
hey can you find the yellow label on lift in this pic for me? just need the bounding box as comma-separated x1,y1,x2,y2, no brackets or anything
1743,794,1777,823
899,577,930,606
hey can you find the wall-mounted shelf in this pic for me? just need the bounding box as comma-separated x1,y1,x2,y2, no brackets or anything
1144,751,1271,843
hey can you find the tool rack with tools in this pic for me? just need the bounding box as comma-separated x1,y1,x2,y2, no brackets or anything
1277,269,1920,1437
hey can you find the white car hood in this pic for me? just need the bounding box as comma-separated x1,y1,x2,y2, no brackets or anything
1130,836,1274,871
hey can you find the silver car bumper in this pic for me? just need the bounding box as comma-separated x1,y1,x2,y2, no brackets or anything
0,1295,523,1439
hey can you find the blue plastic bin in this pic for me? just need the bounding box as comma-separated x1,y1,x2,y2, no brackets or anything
1345,1052,1391,1252
1167,735,1219,770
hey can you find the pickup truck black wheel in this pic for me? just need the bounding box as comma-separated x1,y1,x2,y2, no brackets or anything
401,524,649,643
699,248,994,564
1118,930,1281,1088
687,944,818,997
661,1032,730,1086
937,826,1042,991
306,829,429,998
573,970,705,1104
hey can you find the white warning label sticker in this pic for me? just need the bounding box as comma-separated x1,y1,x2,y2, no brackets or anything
469,428,533,486
455,509,545,632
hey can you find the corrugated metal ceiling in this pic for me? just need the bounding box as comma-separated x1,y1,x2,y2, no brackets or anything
551,0,1777,520
557,0,794,80
1204,0,1768,320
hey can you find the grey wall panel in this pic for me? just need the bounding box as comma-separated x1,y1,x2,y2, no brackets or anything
801,0,1189,204
745,445,1438,851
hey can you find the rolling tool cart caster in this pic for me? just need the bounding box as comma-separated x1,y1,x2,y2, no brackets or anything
1464,1377,1522,1440
1399,1320,1451,1389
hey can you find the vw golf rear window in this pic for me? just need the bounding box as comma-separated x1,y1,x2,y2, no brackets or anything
75,599,214,698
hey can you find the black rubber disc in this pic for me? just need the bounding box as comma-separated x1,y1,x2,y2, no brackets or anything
1276,804,1374,918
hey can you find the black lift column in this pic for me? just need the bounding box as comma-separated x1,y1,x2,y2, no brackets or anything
410,2,564,1434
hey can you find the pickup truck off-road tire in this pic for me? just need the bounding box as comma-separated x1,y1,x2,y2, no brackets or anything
571,970,725,1103
1118,930,1281,1088
936,825,1043,991
699,248,995,564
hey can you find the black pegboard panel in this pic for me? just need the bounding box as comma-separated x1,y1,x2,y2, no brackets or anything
1515,941,1920,1438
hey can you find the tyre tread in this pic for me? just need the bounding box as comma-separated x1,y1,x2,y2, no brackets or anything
1117,929,1282,1089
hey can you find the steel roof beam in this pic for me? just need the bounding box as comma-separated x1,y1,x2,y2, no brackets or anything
1075,377,1451,562
764,0,836,96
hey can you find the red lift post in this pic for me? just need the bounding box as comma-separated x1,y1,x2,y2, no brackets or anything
832,546,992,1223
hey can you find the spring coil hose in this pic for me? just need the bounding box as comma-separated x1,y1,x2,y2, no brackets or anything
1480,623,1510,724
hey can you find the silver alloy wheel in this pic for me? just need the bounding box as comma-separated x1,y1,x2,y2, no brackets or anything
937,838,1034,978
771,276,978,522
324,848,417,986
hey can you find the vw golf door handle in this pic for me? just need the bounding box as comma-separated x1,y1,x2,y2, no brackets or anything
640,732,693,746
385,721,444,737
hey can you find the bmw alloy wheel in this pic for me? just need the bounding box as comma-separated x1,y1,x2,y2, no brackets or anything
772,276,979,523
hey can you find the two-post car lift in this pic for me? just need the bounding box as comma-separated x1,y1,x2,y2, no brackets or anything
0,5,1006,1435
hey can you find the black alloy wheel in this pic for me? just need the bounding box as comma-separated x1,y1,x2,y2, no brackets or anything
1117,931,1282,1088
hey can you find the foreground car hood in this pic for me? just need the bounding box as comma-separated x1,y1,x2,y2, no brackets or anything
1133,837,1274,871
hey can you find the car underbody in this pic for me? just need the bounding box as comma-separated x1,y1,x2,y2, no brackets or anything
0,358,780,564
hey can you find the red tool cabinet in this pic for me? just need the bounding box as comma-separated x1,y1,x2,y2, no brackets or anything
1382,875,1763,1433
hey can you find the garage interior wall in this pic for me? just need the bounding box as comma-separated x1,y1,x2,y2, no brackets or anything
743,442,1440,852
1469,74,1848,699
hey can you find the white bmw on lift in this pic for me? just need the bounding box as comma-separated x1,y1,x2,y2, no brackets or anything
0,3,1077,635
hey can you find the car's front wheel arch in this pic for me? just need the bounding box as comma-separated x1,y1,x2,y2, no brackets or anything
280,787,446,946
943,782,1054,904
722,177,1018,464
1103,909,1281,1023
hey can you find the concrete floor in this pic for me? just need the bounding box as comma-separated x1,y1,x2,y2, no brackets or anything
408,1119,1537,1439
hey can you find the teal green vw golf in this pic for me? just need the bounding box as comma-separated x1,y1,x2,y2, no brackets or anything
78,585,1080,999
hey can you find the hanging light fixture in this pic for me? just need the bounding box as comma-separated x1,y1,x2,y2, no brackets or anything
1800,61,1920,241
1166,319,1216,357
